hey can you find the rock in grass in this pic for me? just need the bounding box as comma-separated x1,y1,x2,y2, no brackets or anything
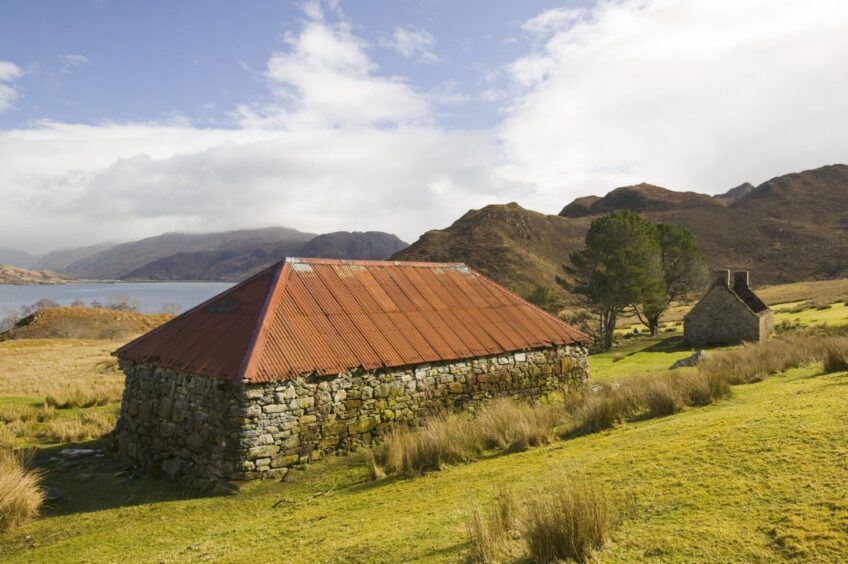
670,350,707,370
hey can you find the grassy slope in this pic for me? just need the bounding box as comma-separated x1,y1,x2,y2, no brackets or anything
1,300,847,561
2,366,846,562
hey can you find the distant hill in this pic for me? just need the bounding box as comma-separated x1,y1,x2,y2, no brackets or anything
59,227,316,280
31,242,116,273
120,230,408,282
0,247,35,269
298,231,408,261
395,164,848,299
0,264,67,285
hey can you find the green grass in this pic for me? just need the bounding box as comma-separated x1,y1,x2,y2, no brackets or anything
588,334,716,382
775,302,848,328
2,365,846,562
1,302,847,561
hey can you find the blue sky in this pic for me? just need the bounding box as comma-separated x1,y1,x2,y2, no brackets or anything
0,0,580,129
1,0,847,253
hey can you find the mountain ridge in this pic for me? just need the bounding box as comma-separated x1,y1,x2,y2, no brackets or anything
395,164,848,299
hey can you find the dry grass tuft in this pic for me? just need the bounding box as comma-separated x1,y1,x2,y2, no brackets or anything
476,398,564,453
638,378,684,417
378,413,484,477
44,386,118,409
823,341,848,373
38,410,116,444
373,398,567,478
522,476,609,563
570,387,633,434
0,449,45,533
698,328,848,385
467,487,520,563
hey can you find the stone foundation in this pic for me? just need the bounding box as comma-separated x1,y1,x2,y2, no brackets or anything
115,345,588,483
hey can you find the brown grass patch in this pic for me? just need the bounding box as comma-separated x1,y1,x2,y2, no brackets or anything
522,476,609,563
0,449,44,533
698,328,848,384
38,410,116,444
0,339,126,402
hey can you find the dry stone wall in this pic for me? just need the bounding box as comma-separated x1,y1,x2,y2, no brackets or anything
115,345,588,484
114,362,245,488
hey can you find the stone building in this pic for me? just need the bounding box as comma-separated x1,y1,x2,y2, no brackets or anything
114,258,589,485
684,269,774,346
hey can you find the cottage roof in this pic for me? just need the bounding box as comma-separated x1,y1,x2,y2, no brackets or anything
116,258,588,383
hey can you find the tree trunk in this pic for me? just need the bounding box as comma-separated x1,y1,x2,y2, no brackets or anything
600,310,617,350
648,315,660,336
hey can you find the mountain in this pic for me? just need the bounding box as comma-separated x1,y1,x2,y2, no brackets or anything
31,242,116,273
0,265,67,285
61,227,316,280
298,231,408,260
120,230,408,281
393,203,589,299
0,247,35,269
395,164,848,298
558,164,848,283
714,182,755,204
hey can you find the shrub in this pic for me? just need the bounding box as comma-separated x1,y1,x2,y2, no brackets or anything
0,449,44,533
521,476,609,563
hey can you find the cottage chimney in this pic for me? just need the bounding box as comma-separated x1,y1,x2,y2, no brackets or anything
713,269,730,287
732,270,750,290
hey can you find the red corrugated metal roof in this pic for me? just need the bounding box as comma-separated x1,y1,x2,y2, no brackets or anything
116,258,589,383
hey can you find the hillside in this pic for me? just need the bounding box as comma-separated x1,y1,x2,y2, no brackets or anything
0,247,35,269
2,325,847,560
394,203,589,299
31,242,117,273
396,164,848,297
560,164,848,283
122,230,408,281
38,228,408,282
0,265,67,285
59,227,316,280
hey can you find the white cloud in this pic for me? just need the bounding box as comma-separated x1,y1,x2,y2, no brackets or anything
385,26,439,64
235,21,431,129
0,21,512,253
300,0,341,22
499,0,848,212
521,7,588,37
60,54,91,74
0,61,22,113
3,1,848,254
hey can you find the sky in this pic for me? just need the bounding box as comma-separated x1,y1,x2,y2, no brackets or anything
1,0,847,254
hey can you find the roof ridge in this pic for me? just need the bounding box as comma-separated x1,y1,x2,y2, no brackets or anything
285,257,468,268
237,260,291,383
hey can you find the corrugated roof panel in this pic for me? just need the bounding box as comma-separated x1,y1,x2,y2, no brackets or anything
115,267,275,379
117,258,589,383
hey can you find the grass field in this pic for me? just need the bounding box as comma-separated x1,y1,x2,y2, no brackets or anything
1,288,847,561
1,364,846,562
